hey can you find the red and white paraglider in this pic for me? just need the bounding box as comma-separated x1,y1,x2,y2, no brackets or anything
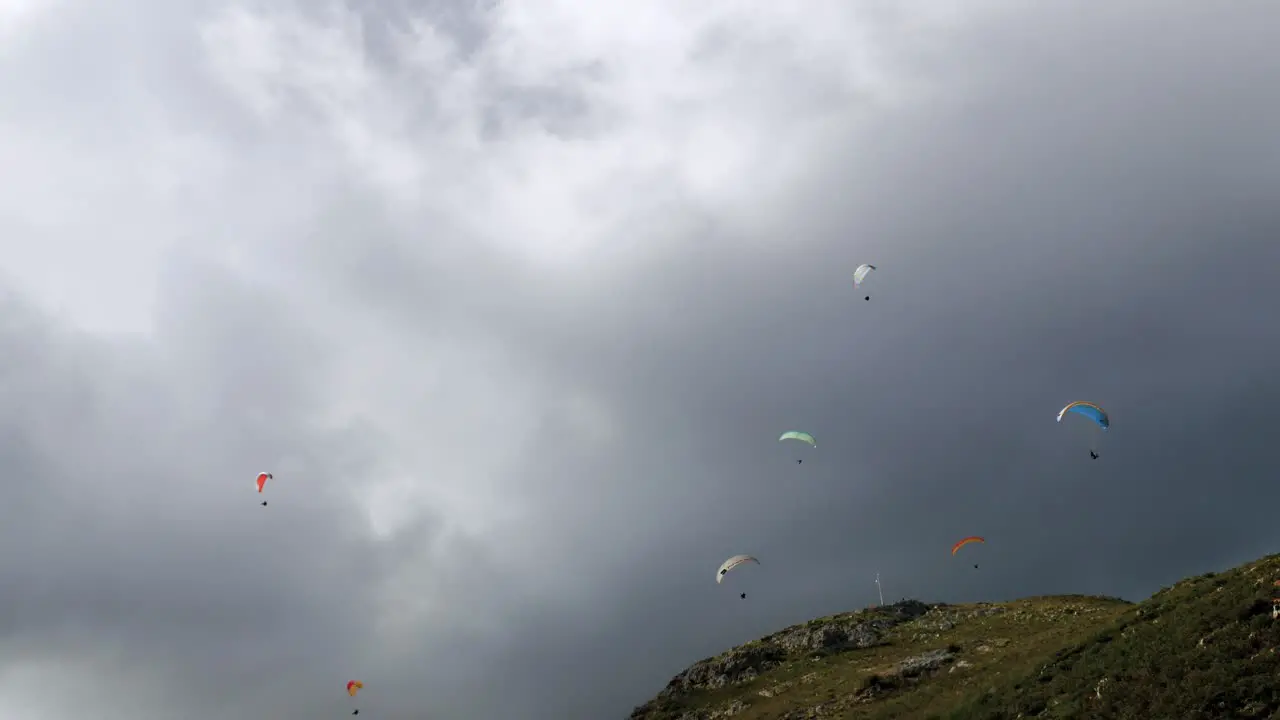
255,472,272,506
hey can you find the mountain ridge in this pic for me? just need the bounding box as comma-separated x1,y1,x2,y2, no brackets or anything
628,553,1280,719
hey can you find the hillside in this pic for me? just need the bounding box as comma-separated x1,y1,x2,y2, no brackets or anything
629,554,1280,719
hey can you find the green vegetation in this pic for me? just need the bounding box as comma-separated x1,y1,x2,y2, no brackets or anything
630,554,1280,719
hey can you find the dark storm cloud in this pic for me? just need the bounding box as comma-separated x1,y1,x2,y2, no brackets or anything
296,3,1280,715
0,258,521,717
1,2,1279,719
0,272,387,712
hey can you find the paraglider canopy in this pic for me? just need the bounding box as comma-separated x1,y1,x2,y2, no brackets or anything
346,680,364,714
778,432,816,464
717,554,759,584
1056,401,1109,430
951,536,984,555
1057,401,1109,457
853,264,877,300
778,431,816,447
255,472,273,493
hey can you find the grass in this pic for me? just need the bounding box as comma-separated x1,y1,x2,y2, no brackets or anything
630,554,1280,719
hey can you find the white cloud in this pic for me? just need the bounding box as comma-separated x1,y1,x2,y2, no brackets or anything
195,1,989,276
0,0,50,41
192,0,924,547
0,0,1110,716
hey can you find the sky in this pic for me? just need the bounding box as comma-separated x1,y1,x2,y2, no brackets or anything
1,0,1279,717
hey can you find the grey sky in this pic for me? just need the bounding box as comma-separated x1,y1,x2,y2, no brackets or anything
1,1,1278,717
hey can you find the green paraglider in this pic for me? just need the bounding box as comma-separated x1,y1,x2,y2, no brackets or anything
779,431,816,463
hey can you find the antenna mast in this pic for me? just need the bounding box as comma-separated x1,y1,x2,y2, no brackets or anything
875,572,884,606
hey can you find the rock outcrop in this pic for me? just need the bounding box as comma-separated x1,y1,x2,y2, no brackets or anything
629,600,929,718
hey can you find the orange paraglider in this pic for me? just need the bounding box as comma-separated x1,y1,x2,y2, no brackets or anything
347,681,364,715
951,536,984,554
951,536,985,568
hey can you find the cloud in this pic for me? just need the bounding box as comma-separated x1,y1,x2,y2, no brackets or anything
0,1,1278,717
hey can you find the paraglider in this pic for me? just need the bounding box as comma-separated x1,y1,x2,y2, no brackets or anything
347,680,363,715
779,431,816,463
853,263,877,300
717,554,759,598
1057,401,1109,459
952,536,984,568
255,472,272,506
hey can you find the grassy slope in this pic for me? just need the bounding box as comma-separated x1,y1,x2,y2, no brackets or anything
630,553,1280,719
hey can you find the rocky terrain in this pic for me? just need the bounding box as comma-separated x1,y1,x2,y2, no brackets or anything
630,553,1280,719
